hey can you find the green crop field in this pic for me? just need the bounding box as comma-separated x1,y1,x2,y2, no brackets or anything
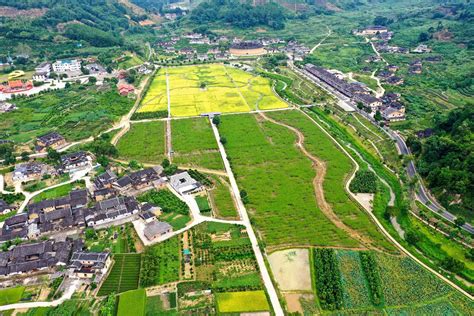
307,249,474,314
97,254,141,296
171,117,223,170
140,236,180,287
117,121,166,164
209,176,238,219
216,291,270,313
267,110,394,251
139,64,287,117
0,84,134,144
0,286,24,306
117,289,146,316
218,113,358,248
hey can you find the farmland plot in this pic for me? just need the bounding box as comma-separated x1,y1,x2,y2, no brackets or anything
171,117,223,170
267,110,394,251
268,248,312,291
117,121,166,163
218,114,358,248
140,64,287,117
97,254,141,295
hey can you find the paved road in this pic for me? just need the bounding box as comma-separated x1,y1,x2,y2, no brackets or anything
391,132,474,234
210,119,284,316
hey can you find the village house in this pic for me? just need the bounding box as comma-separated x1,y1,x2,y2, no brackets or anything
305,64,381,109
93,187,117,202
0,239,73,276
52,59,81,73
85,196,140,227
359,26,389,35
0,200,13,215
412,44,432,54
114,167,164,195
139,210,157,224
60,151,92,173
27,189,88,236
143,221,173,241
387,65,399,72
386,76,404,86
94,170,118,189
117,83,135,97
33,62,51,81
69,251,111,279
0,213,28,242
0,101,17,113
84,63,106,75
13,162,49,182
170,171,201,195
382,106,406,121
0,80,33,94
36,131,66,152
409,65,423,74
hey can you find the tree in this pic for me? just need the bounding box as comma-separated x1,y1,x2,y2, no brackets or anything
89,76,97,84
220,136,227,145
85,228,96,239
405,231,420,245
454,217,466,227
418,32,430,42
240,190,249,204
97,155,110,167
212,115,221,126
374,110,383,121
129,160,140,169
441,257,465,273
21,151,30,162
100,294,116,316
162,158,170,168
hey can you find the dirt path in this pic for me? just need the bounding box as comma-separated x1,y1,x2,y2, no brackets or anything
258,112,373,249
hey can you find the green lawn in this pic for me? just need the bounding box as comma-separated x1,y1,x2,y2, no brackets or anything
216,291,270,313
171,117,223,170
117,121,166,164
0,287,25,306
195,195,211,213
32,181,85,203
0,84,134,144
117,289,146,316
218,113,358,248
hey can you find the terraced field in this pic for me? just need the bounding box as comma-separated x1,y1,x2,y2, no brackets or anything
138,64,287,117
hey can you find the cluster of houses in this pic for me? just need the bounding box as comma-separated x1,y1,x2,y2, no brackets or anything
304,64,405,121
0,80,33,94
0,237,111,280
156,33,304,61
0,161,204,279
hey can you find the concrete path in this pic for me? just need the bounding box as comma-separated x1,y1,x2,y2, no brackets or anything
0,279,81,312
210,119,284,316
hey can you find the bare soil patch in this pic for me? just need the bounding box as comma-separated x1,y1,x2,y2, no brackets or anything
0,6,47,18
268,248,312,291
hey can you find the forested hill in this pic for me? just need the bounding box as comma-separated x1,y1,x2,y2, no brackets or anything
408,106,474,218
0,0,148,47
190,0,287,29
